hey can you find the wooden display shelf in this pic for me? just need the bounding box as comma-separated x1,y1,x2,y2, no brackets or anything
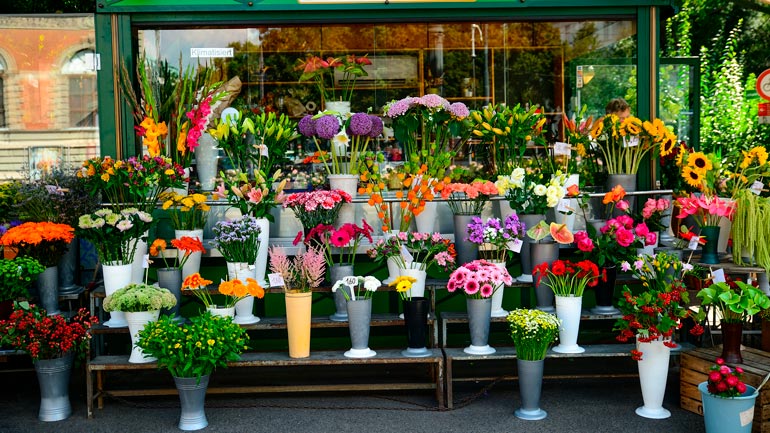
86,348,444,418
681,346,770,432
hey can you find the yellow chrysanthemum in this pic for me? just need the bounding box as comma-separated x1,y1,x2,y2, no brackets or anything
687,151,712,174
682,166,703,189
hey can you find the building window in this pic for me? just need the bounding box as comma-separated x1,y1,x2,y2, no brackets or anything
0,57,6,128
63,49,97,127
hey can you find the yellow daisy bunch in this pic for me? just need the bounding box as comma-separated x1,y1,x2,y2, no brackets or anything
160,191,210,230
389,275,417,301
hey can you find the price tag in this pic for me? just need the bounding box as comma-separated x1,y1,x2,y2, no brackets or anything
400,245,414,265
267,273,285,287
711,268,726,284
751,181,763,195
688,236,700,250
256,144,269,157
248,264,255,270
342,276,358,287
623,136,640,148
740,407,756,427
557,198,571,213
509,238,523,253
553,142,571,156
142,254,150,269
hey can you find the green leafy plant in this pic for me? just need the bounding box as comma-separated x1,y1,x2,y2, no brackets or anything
137,312,249,381
0,257,46,301
103,283,177,313
697,280,770,324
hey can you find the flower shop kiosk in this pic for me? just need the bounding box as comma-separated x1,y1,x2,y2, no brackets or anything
57,0,742,428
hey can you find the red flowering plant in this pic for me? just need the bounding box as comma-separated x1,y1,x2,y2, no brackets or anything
533,259,602,297
614,251,705,360
447,259,514,299
297,220,374,268
0,301,97,361
282,189,352,229
574,214,657,268
705,357,752,397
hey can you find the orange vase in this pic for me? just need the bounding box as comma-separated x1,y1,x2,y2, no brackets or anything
285,291,312,358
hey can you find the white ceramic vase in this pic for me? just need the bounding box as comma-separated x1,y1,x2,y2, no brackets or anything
552,295,585,354
102,262,132,328
176,229,204,280
125,310,160,363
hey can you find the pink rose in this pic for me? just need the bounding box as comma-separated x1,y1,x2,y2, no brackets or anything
616,214,634,228
616,227,636,247
575,231,595,252
634,223,650,237
616,200,630,211
645,231,658,246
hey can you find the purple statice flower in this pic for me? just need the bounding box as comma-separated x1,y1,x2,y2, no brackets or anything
347,112,373,136
466,216,486,244
505,213,524,237
449,102,470,118
315,115,340,140
385,97,417,118
368,115,383,138
420,94,449,109
298,115,316,137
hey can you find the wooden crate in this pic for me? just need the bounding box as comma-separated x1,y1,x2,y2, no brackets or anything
681,346,770,433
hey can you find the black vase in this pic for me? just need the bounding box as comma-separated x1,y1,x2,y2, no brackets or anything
591,266,620,315
402,297,430,358
721,322,744,364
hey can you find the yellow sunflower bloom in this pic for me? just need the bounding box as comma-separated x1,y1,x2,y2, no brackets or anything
682,166,703,189
590,118,604,138
659,134,676,157
687,151,712,174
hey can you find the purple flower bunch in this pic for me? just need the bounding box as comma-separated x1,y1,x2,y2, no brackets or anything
210,215,262,263
466,214,526,262
298,114,340,140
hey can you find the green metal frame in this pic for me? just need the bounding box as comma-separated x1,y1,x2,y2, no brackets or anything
95,0,675,173
660,56,701,149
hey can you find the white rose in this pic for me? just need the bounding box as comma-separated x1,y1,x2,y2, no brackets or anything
545,184,565,207
533,184,547,196
510,167,526,188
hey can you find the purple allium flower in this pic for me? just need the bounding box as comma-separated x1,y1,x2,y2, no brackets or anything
449,102,470,118
298,115,316,137
348,112,373,136
420,94,449,109
315,115,340,140
368,115,383,138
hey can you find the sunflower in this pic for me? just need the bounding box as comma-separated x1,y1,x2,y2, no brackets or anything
659,134,676,157
682,166,703,189
750,146,769,166
686,151,712,174
675,144,686,167
590,118,604,138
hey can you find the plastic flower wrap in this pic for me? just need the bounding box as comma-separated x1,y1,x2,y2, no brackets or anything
332,275,381,301
506,308,561,361
0,221,75,268
440,180,498,215
282,189,352,229
446,259,514,299
614,251,705,360
465,215,526,262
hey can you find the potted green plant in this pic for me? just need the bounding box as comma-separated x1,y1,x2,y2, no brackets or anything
0,256,46,315
103,282,176,364
699,357,760,433
697,278,770,364
137,312,249,431
506,308,561,420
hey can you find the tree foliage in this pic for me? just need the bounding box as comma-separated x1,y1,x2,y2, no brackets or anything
1,0,94,13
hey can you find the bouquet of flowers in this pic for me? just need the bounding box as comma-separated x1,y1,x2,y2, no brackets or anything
389,275,417,301
181,272,265,309
149,237,206,270
465,215,526,262
639,197,671,232
440,180,498,215
282,189,352,229
506,308,561,361
614,251,705,359
705,357,750,397
366,236,402,263
332,275,381,301
268,246,326,293
77,208,153,265
590,114,676,175
563,107,604,187
495,167,567,215
160,192,210,231
574,214,657,268
675,193,736,227
469,103,547,176
295,54,372,104
103,283,177,313
299,220,373,268
0,257,45,301
0,301,97,361
390,231,456,272
213,168,286,221
0,221,75,268
210,215,262,263
298,112,382,176
447,162,487,183
446,259,514,299
532,259,601,297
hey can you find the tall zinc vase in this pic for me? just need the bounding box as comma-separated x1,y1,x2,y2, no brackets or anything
34,352,74,422
402,297,430,358
453,214,479,265
699,382,758,433
37,266,60,316
464,297,495,355
591,266,620,315
344,298,376,358
606,174,637,214
157,267,184,323
515,359,547,420
329,264,354,322
635,337,672,419
174,375,210,431
518,214,547,283
531,242,559,312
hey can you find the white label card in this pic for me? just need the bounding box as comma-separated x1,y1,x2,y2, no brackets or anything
624,136,640,148
553,142,571,156
142,254,150,269
342,276,358,287
740,407,755,427
267,273,285,287
751,181,763,195
557,199,571,213
400,245,414,265
711,268,726,284
510,238,523,253
688,236,700,250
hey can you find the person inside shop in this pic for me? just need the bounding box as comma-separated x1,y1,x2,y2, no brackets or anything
605,97,631,121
